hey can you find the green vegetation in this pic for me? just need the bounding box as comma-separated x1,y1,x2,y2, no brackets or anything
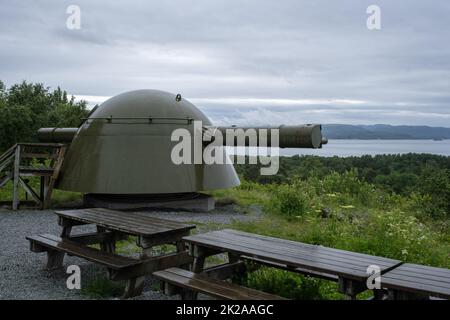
244,268,342,300
0,80,88,207
81,275,124,299
0,175,83,207
0,80,89,152
235,154,450,218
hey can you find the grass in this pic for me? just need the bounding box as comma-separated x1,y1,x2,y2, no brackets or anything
0,157,83,206
209,180,271,209
244,267,344,300
82,238,181,298
0,178,83,207
81,275,124,299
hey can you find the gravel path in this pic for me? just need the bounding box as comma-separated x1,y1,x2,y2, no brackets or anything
0,205,260,300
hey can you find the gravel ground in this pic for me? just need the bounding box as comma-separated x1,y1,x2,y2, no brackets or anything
0,205,260,300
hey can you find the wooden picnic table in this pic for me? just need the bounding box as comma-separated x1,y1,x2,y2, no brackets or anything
27,208,195,298
182,229,402,299
381,263,450,300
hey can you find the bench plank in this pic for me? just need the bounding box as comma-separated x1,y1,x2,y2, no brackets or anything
196,232,392,269
26,234,140,270
225,229,397,265
183,229,401,281
153,267,288,300
382,263,450,299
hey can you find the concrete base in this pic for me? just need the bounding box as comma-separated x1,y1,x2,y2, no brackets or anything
83,193,215,212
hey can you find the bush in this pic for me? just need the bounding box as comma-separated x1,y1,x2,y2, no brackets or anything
81,276,124,299
360,209,448,266
245,267,326,300
0,81,89,152
417,167,450,218
319,169,376,207
267,183,309,217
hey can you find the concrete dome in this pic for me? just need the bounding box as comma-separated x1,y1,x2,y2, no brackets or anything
56,90,240,194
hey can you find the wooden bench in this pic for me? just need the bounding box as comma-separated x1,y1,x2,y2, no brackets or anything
26,234,141,270
381,263,450,300
153,267,288,300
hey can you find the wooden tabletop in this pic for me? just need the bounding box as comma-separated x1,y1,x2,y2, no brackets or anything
183,229,402,281
381,263,450,299
55,208,196,237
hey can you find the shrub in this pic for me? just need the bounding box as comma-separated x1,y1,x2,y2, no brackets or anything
245,267,326,300
360,210,448,266
267,183,309,217
417,167,450,218
81,276,123,299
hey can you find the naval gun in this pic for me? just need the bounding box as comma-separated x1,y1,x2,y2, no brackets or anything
37,90,326,210
38,124,326,148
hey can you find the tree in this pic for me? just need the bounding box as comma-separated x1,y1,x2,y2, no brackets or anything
418,166,450,218
0,81,89,151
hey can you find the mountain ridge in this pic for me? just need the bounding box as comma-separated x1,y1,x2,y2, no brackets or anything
322,124,450,139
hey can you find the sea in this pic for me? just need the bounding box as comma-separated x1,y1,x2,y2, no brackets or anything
226,140,450,157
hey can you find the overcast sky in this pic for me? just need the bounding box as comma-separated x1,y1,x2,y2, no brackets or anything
1,1,449,126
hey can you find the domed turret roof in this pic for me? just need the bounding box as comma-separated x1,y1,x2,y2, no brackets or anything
56,90,239,194
92,89,211,122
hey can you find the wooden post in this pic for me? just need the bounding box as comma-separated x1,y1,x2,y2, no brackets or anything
122,237,153,298
12,145,21,210
338,277,367,300
97,226,116,254
192,256,206,273
46,250,65,270
176,240,190,270
184,244,208,300
373,289,387,300
228,253,240,264
43,145,66,209
176,240,186,252
60,225,72,238
122,277,146,299
40,176,45,201
163,282,179,296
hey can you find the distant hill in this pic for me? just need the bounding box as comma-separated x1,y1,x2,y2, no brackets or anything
322,124,450,139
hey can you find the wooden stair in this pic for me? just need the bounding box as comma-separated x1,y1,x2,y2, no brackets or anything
0,143,67,210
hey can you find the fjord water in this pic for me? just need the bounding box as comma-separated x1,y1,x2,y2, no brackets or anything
227,140,450,157
282,139,450,157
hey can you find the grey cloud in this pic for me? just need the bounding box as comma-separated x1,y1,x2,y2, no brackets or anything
0,0,449,126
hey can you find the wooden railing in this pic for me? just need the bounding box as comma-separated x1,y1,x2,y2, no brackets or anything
0,143,67,210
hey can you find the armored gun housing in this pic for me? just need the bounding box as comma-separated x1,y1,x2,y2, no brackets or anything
37,90,326,210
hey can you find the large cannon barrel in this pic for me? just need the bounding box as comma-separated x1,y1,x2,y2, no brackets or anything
37,127,78,143
38,124,327,148
204,124,325,148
